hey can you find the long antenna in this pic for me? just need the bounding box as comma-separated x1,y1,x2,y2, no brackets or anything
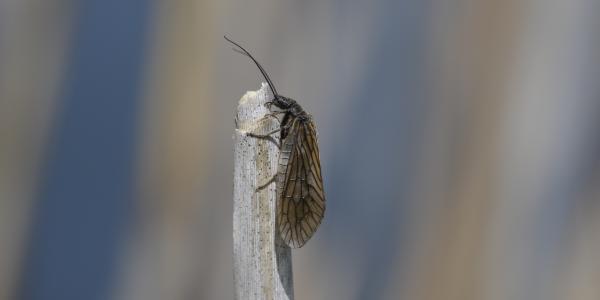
224,36,279,97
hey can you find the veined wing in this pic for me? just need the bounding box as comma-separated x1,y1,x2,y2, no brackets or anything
276,118,325,248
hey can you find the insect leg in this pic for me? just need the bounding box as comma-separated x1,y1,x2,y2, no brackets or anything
246,128,281,149
246,126,282,138
245,122,291,148
257,111,284,124
265,101,287,111
266,111,286,122
256,174,277,191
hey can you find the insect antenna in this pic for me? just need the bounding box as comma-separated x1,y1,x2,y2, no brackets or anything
224,36,280,97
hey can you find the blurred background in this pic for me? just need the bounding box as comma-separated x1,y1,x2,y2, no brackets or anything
1,0,599,299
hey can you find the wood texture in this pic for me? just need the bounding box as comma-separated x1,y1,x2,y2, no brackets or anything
233,83,294,300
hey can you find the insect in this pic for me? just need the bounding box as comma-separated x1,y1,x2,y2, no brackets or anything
225,36,325,248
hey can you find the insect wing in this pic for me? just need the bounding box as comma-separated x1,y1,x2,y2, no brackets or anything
277,118,325,248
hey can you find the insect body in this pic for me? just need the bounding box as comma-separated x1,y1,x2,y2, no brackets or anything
226,36,325,248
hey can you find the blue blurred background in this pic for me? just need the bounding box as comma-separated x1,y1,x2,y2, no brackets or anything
1,0,599,299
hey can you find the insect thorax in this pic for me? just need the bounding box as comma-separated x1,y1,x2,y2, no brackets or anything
273,96,308,119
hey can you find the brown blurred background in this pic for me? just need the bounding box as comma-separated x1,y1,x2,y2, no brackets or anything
1,0,599,299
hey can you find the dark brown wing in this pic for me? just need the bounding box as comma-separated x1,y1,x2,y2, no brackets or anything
276,118,325,248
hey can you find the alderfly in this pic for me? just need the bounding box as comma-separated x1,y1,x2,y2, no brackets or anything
226,36,325,248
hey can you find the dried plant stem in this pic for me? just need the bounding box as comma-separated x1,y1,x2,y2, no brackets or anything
233,83,293,300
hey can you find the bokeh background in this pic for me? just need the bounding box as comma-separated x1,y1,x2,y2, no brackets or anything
1,0,599,299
